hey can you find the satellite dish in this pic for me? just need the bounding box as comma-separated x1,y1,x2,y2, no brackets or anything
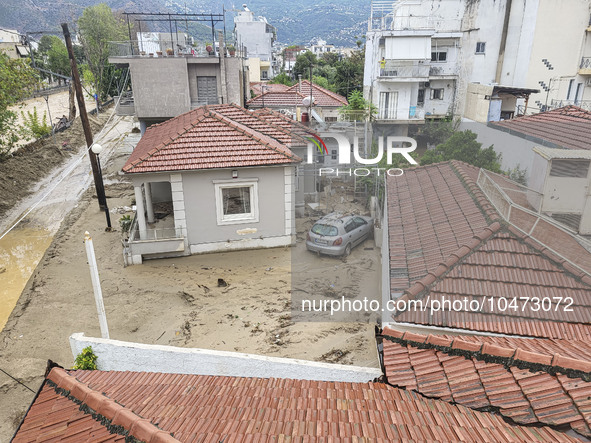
302,96,315,107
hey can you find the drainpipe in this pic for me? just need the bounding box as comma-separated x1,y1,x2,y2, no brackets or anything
495,0,513,84
298,74,302,93
218,31,228,104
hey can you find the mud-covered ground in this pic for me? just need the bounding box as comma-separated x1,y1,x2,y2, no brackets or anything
0,150,381,440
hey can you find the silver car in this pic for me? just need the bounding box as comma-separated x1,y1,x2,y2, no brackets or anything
306,213,374,256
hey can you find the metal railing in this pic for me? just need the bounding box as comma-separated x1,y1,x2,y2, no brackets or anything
477,169,591,277
580,56,591,70
379,60,429,78
128,216,186,242
550,99,591,111
108,40,221,58
429,64,459,77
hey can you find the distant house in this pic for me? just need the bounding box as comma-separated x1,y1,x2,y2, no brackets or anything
121,104,304,265
247,79,348,123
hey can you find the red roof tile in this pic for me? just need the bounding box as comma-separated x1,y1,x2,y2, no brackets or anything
387,161,591,338
381,327,591,438
14,366,576,442
490,106,591,150
250,82,291,95
122,104,302,174
247,80,348,108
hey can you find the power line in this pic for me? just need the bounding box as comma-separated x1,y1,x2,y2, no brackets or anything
0,367,36,393
0,68,130,241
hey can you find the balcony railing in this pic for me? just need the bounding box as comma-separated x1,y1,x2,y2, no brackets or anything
379,60,430,78
377,106,425,121
550,99,591,112
108,40,240,58
580,57,591,70
429,64,458,77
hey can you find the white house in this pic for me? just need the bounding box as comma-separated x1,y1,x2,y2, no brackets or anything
121,104,304,265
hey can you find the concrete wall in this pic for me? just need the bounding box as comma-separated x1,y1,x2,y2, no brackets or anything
524,0,590,111
181,166,291,248
70,333,381,382
459,120,538,180
464,83,494,122
129,58,191,119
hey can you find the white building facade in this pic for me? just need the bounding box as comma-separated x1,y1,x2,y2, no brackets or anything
234,5,278,80
364,0,591,128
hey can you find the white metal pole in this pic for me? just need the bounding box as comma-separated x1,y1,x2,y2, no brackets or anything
84,231,110,339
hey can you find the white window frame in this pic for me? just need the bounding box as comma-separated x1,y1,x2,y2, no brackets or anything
214,179,259,225
431,51,447,62
475,42,486,54
430,88,444,100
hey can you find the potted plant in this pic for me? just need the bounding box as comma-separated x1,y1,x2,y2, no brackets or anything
140,50,146,56
166,48,174,56
227,44,236,56
156,50,163,57
205,42,213,54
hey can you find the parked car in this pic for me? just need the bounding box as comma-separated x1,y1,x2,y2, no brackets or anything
306,213,373,257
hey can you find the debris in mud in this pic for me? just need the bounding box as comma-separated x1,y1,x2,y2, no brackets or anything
217,278,228,287
320,348,351,364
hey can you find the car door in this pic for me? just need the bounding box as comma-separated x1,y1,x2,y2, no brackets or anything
343,219,357,246
352,217,369,245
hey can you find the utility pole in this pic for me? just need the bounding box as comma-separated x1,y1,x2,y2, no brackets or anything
62,23,107,211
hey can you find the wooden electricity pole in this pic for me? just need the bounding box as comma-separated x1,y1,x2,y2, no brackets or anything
61,23,107,211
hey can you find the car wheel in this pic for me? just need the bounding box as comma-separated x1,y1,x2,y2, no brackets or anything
343,243,351,257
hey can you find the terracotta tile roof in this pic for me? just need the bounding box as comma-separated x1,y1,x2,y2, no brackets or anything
253,108,314,143
490,106,591,150
250,82,291,95
387,161,591,338
14,366,575,442
247,80,348,108
122,104,302,174
381,327,591,438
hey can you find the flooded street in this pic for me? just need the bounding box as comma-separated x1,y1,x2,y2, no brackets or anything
0,227,52,331
0,114,135,331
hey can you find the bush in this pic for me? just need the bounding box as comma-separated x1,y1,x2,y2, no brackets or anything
21,106,52,139
73,346,98,370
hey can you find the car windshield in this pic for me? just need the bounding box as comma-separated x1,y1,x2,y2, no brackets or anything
311,223,338,236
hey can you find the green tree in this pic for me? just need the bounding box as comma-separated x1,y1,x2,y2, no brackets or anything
293,51,318,80
420,130,502,172
334,50,364,97
0,51,39,159
47,37,70,84
269,72,293,86
338,90,376,122
77,3,127,100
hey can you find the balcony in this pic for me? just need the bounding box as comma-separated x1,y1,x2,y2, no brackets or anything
108,40,242,59
379,60,430,80
124,210,187,265
550,99,591,112
429,64,458,78
580,57,591,75
376,106,425,122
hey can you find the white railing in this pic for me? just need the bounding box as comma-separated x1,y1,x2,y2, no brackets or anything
128,215,186,242
477,169,591,277
380,60,430,78
108,40,222,58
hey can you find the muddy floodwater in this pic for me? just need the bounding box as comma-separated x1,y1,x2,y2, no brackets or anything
0,227,52,331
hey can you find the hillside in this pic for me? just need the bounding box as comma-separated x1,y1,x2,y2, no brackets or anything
0,0,369,46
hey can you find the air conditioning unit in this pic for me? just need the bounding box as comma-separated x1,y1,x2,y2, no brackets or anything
586,78,591,86
423,81,430,88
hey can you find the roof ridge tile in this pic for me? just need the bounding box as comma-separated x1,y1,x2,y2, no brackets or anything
381,327,591,378
46,368,178,442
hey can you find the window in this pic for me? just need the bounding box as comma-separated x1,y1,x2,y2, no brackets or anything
431,51,447,62
353,217,367,228
575,82,583,104
325,116,338,122
378,91,398,119
475,42,486,54
417,89,425,105
214,180,259,225
344,220,356,233
567,79,575,100
331,149,337,160
197,76,218,104
430,88,444,100
261,70,269,80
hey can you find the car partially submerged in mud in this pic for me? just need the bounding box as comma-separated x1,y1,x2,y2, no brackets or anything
306,213,373,257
